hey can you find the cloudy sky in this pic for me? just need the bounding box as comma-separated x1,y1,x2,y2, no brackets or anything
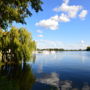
13,0,90,49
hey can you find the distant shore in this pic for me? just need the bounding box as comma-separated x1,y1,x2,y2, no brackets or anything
37,48,88,52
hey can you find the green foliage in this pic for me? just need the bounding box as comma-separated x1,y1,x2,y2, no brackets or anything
0,0,43,29
0,27,36,63
86,46,90,51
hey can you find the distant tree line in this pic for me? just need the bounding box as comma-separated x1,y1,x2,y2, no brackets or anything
37,48,65,51
37,48,90,51
86,46,90,51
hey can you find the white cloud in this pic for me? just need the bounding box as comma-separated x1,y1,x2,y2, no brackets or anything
51,14,70,22
59,13,70,22
36,14,70,30
36,40,64,49
36,19,58,30
36,0,88,30
54,0,83,18
79,10,88,20
61,4,82,18
36,30,43,33
81,40,85,44
51,15,59,21
37,35,44,37
53,0,88,20
80,40,87,49
49,14,70,23
36,39,88,49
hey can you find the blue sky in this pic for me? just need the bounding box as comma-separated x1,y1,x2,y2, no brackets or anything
13,0,90,49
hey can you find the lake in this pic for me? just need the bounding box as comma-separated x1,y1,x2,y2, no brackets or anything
0,51,90,90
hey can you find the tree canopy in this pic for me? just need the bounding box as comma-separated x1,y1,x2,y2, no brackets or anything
0,27,36,63
0,0,43,29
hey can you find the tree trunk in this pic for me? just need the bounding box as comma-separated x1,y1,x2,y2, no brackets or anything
2,51,4,62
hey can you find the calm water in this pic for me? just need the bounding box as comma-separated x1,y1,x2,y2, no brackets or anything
0,51,90,90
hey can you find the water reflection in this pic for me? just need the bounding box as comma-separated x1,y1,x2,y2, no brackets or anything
36,72,72,90
36,72,90,90
36,72,59,88
0,63,35,90
36,51,90,64
31,51,90,90
1,51,90,90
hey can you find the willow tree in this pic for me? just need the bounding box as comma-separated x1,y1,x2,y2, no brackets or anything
0,0,43,30
0,27,36,63
0,0,40,63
